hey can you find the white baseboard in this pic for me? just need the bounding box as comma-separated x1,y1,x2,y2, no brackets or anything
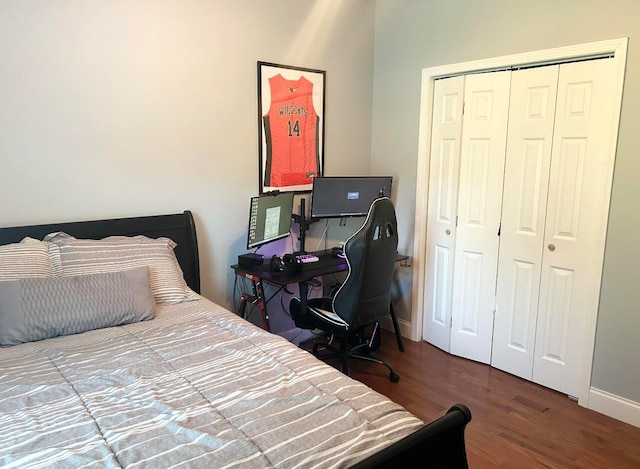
380,315,412,342
588,387,640,428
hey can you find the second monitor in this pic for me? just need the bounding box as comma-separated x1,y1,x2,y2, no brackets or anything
310,176,393,219
247,191,294,250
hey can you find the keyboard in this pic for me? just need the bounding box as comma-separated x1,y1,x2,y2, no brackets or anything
295,253,319,263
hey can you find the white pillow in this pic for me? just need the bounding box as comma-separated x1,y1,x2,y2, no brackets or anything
0,237,61,281
44,232,193,305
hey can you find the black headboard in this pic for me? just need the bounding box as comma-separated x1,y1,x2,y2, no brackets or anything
0,210,201,294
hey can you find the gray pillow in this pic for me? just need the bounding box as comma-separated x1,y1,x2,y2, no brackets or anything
0,266,156,346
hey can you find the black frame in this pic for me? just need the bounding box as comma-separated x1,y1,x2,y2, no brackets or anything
257,61,325,194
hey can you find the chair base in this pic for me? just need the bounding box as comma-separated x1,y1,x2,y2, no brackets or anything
311,336,400,383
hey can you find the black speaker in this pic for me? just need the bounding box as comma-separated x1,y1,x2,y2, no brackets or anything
238,253,264,267
270,255,286,273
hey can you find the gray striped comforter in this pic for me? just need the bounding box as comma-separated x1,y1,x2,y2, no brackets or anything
0,297,424,468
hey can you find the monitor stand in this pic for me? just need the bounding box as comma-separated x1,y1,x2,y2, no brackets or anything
292,197,318,254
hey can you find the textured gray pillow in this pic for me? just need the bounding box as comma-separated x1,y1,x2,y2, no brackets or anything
0,266,156,346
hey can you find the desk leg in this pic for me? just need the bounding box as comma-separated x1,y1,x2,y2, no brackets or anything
299,281,309,312
238,278,270,332
389,302,405,352
238,294,249,319
254,279,270,332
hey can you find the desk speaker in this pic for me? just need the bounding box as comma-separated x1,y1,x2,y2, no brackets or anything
238,253,264,267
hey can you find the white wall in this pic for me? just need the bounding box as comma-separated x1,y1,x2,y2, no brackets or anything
0,0,377,331
371,0,640,405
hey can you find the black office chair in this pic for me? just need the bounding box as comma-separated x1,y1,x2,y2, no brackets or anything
289,196,401,382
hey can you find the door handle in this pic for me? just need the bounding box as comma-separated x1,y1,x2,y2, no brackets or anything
548,243,555,251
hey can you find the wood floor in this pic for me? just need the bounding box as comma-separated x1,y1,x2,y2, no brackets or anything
322,330,640,469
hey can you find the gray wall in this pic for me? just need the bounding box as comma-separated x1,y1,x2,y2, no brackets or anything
371,0,640,402
0,0,377,337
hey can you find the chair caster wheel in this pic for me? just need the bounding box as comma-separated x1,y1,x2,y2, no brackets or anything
389,372,400,383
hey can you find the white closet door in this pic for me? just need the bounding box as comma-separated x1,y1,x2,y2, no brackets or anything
422,76,465,352
449,71,511,364
533,58,616,396
491,66,559,379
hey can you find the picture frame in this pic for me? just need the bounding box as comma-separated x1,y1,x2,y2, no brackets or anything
257,61,325,194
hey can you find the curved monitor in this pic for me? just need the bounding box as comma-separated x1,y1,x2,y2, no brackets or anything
247,192,294,250
310,176,393,218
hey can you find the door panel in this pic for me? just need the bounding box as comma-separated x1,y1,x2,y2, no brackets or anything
491,66,559,378
539,265,574,365
449,71,511,363
423,76,465,351
534,58,616,396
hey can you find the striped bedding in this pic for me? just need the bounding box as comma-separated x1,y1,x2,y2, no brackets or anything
0,296,424,468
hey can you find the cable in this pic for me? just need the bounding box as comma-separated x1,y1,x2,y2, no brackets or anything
313,219,330,252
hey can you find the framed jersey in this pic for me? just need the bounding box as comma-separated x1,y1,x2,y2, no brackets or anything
257,61,325,194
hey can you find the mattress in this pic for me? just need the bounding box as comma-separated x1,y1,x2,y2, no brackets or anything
0,297,425,468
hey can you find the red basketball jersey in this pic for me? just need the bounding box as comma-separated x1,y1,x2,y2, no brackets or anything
263,74,320,188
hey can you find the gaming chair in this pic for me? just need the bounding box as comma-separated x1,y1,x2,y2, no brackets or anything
289,196,400,382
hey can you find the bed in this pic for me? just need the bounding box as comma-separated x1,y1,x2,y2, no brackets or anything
0,210,471,468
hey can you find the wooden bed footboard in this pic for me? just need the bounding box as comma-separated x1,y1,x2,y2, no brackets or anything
352,403,472,468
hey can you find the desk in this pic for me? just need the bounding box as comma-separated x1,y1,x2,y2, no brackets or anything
231,249,405,351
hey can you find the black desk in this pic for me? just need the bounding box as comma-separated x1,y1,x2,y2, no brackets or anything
231,249,405,351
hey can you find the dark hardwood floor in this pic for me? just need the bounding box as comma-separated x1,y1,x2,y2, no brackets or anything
310,330,640,468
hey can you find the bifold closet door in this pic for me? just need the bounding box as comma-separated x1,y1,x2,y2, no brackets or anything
422,75,465,352
491,65,559,380
532,58,616,396
424,58,617,397
492,58,616,397
423,71,510,362
447,71,511,364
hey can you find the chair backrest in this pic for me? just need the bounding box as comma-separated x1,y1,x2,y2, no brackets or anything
332,197,398,329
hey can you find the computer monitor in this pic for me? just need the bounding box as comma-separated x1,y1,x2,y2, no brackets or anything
247,191,295,250
310,176,393,218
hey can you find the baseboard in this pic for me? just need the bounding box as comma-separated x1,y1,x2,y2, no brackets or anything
380,315,412,342
588,387,640,428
